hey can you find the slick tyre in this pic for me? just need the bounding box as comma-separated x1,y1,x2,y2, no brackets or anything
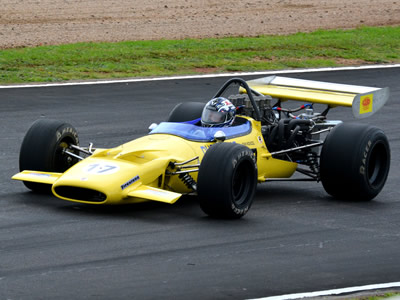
167,102,204,122
197,142,257,219
320,123,390,201
19,119,80,192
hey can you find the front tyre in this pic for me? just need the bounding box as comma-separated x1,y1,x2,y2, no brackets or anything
19,119,80,192
197,143,257,218
320,123,390,201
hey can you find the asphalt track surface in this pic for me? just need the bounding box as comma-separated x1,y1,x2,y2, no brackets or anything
1,68,399,300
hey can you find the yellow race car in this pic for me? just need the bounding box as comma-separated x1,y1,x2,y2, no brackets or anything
12,77,391,218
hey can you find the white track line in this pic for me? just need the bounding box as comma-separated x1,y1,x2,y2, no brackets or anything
248,282,400,300
1,64,399,89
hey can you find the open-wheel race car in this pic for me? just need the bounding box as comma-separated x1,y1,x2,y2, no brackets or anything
12,76,391,218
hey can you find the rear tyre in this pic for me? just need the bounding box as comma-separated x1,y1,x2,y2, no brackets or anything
197,143,257,218
167,102,204,122
19,119,80,192
320,123,390,201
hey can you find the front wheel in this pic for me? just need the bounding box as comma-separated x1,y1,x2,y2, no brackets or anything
320,123,390,201
197,143,257,218
19,119,80,192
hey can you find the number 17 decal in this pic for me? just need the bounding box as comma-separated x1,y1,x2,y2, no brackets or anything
83,162,120,175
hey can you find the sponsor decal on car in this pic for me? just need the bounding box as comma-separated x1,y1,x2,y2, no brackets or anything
360,94,373,114
200,144,213,154
28,172,52,177
121,175,140,190
242,141,255,146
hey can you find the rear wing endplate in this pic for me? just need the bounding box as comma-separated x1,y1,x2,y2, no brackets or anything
246,76,390,119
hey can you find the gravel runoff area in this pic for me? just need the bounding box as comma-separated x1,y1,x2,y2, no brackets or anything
0,0,399,49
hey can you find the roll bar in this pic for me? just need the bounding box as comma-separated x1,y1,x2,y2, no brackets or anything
212,78,262,121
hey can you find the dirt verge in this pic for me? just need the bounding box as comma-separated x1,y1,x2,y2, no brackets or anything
0,0,399,48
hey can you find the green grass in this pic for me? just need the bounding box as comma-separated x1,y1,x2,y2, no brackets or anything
350,292,400,300
0,26,399,84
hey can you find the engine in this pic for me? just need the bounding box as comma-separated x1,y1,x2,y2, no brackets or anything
228,93,323,176
228,93,275,125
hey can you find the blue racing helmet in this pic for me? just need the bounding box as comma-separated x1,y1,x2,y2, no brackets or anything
201,97,236,127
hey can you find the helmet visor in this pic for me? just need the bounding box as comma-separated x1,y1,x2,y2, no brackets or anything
201,108,226,125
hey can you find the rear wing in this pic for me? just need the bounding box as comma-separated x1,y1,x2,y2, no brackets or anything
246,76,390,119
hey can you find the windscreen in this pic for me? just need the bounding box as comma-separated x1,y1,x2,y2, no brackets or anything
149,121,251,142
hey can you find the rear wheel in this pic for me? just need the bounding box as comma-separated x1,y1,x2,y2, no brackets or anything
167,102,204,122
19,119,80,192
197,143,257,218
320,123,390,201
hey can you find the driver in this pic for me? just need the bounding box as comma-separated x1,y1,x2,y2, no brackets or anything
201,97,236,127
